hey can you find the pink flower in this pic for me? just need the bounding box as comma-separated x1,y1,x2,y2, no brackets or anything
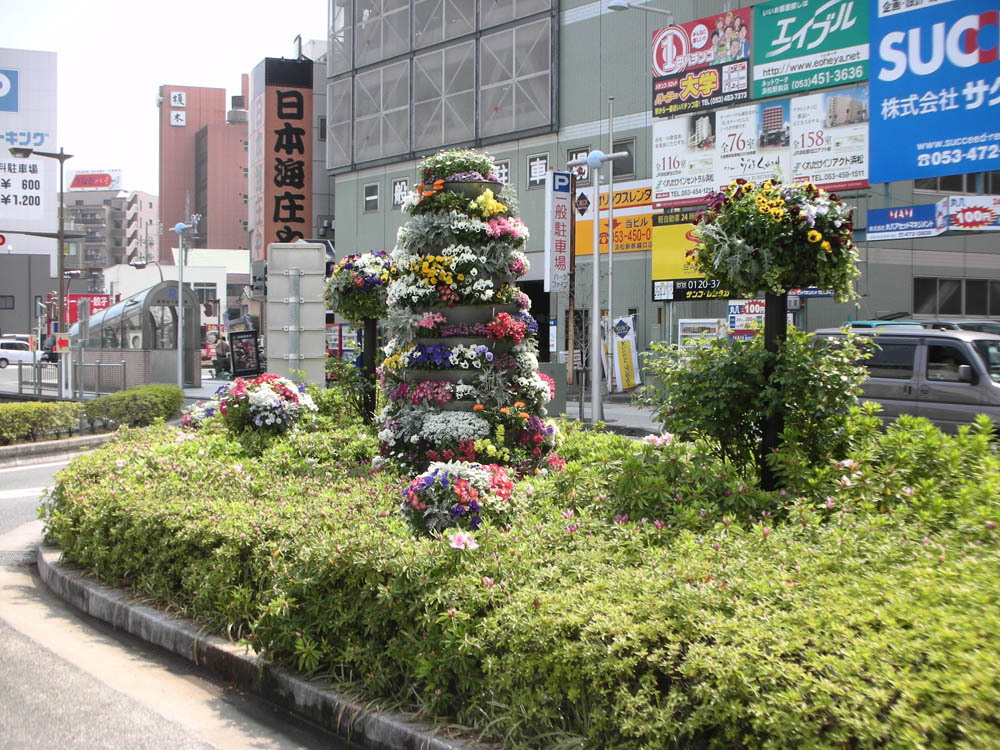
115,459,125,468
448,531,479,550
642,433,674,447
653,520,665,530
481,577,495,587
561,509,574,519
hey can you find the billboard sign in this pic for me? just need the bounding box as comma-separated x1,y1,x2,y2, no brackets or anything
573,179,655,255
249,59,314,262
652,8,752,117
869,0,1000,183
653,84,869,208
544,171,572,292
948,195,1000,231
752,0,869,99
866,198,948,240
66,293,111,323
69,170,122,191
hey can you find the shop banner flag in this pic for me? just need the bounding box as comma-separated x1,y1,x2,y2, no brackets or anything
612,316,641,392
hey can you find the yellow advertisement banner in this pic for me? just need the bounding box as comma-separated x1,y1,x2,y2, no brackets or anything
650,220,701,279
575,214,653,256
616,338,637,390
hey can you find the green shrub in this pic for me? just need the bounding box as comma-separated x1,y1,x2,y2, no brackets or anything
82,384,183,430
637,328,869,472
0,400,83,444
41,419,1000,750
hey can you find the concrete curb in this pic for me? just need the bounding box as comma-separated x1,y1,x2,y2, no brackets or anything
37,547,493,750
0,432,118,467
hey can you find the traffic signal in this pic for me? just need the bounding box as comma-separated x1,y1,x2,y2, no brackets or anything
0,234,6,247
203,301,214,316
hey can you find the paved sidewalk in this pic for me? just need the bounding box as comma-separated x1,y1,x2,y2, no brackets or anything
37,546,494,750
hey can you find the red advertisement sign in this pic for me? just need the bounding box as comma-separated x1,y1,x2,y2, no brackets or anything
652,8,752,118
66,293,111,323
70,173,113,189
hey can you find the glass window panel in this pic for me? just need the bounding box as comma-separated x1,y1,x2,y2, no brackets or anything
480,0,549,28
355,116,381,162
866,343,915,379
481,29,514,86
515,19,550,76
939,278,962,314
515,77,550,128
326,78,354,169
415,0,445,48
913,277,937,314
990,171,1000,195
443,92,475,143
939,173,963,192
481,84,514,137
445,0,476,40
414,100,444,149
966,279,988,315
613,138,636,178
122,312,143,350
329,0,353,75
383,108,410,156
992,281,1000,316
445,41,475,91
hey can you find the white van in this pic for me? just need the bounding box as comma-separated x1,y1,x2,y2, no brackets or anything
815,328,1000,433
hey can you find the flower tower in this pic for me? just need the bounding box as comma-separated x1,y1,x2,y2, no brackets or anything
378,149,557,528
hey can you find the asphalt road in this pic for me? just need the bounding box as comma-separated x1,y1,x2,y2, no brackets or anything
0,457,353,749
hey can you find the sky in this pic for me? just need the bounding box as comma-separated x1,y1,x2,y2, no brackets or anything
1,0,328,195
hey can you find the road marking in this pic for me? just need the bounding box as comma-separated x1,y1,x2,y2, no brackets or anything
0,487,46,500
0,459,71,474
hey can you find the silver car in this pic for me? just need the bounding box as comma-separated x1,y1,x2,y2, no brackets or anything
0,339,41,369
815,328,1000,432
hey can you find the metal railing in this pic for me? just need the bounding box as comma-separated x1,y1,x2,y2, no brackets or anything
73,360,127,399
17,361,61,396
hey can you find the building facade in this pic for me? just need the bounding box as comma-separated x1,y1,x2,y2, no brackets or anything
157,80,250,258
322,0,1000,363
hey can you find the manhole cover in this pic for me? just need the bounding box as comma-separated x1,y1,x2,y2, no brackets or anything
0,549,37,566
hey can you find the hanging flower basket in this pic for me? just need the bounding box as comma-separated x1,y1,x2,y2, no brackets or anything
693,179,860,303
324,250,394,327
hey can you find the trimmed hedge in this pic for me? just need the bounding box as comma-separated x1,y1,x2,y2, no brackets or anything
82,384,184,430
42,417,1000,749
0,401,83,444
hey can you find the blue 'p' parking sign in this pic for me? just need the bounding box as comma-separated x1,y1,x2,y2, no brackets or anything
0,70,18,112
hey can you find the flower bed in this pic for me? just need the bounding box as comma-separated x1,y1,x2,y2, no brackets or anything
41,414,1000,750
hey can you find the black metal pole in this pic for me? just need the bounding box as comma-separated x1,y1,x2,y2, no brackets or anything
362,318,377,424
760,292,788,490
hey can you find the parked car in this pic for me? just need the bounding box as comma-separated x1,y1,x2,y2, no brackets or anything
815,327,1000,433
0,339,40,368
905,319,1000,336
843,320,925,330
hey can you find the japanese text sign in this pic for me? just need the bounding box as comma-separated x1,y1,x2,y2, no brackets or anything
752,0,869,99
544,171,572,292
652,8,752,117
869,0,1000,183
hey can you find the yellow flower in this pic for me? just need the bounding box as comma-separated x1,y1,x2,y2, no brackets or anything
770,208,784,221
821,241,832,253
807,230,822,243
728,180,739,190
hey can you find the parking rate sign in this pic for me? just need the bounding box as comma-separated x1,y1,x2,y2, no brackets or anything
869,0,1000,183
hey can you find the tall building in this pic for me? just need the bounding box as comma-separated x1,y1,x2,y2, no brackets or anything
125,190,159,262
323,1,1000,355
157,79,249,259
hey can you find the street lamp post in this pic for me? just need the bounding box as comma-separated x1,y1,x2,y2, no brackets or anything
129,259,164,282
9,147,74,338
171,221,195,390
607,0,675,19
567,148,630,424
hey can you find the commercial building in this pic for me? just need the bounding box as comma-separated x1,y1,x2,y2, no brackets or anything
320,0,1000,360
157,80,250,257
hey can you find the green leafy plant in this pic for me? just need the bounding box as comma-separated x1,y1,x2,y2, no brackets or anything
637,328,870,472
0,400,83,444
82,384,183,430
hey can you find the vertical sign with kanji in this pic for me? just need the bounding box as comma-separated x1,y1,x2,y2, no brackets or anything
544,171,571,293
249,58,314,262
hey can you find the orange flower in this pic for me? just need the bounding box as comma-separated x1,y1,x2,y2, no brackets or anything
499,407,510,415
518,412,529,419
514,401,525,408
433,179,445,189
473,403,484,411
422,190,435,197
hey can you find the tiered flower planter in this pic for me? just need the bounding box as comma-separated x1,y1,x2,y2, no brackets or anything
379,150,557,478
